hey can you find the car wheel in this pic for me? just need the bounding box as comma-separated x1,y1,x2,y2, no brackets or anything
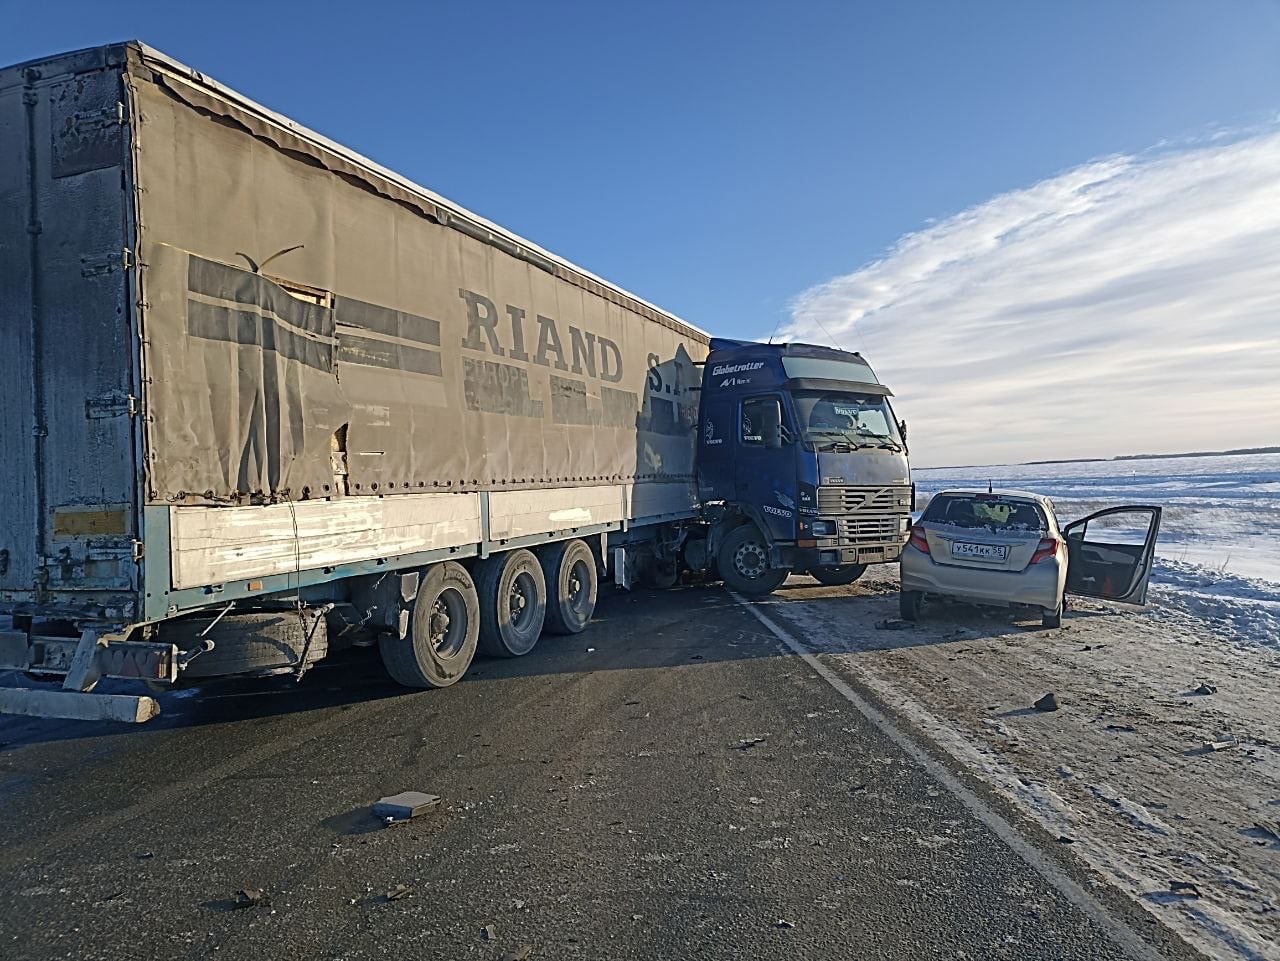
1042,602,1062,629
899,590,923,621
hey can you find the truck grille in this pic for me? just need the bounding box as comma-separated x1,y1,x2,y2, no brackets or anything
839,516,901,540
817,486,908,514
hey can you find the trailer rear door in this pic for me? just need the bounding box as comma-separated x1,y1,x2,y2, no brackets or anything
0,55,140,617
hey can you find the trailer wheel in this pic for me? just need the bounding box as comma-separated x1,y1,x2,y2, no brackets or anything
718,524,789,597
810,564,867,587
379,561,479,687
476,549,547,657
540,539,598,635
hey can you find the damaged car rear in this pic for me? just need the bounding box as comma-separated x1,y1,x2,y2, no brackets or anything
900,489,1161,628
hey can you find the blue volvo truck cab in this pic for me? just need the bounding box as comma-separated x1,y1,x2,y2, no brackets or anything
693,340,913,595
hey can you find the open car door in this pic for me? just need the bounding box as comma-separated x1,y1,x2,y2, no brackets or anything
1063,506,1162,605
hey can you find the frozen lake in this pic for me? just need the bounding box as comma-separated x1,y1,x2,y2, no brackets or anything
914,452,1280,585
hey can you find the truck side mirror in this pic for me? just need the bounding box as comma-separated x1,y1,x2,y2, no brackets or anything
762,399,783,450
898,419,908,442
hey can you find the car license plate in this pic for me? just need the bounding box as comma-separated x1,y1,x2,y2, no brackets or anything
951,542,1008,561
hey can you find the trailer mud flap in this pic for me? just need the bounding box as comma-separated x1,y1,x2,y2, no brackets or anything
0,688,159,723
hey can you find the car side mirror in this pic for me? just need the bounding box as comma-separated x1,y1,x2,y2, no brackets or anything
898,419,908,441
762,399,783,449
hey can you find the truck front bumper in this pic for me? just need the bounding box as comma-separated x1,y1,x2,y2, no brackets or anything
776,539,905,571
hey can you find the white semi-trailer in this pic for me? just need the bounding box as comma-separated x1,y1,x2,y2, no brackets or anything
0,43,913,722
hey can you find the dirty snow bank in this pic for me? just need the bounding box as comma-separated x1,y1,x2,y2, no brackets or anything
1150,558,1280,651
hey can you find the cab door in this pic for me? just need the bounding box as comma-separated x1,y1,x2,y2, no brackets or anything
1063,507,1162,604
735,394,796,541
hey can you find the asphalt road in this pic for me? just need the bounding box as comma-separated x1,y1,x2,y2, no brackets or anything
0,583,1202,960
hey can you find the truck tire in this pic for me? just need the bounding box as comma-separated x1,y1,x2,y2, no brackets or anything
162,610,329,679
476,549,547,657
540,539,598,635
718,524,789,597
810,564,867,587
379,561,479,687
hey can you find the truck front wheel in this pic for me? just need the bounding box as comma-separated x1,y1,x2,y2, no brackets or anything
810,564,867,587
380,561,479,687
718,524,789,597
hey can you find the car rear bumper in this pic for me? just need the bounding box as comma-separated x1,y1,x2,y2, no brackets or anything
900,547,1064,610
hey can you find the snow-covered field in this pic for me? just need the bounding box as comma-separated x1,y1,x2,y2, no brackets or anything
915,453,1280,650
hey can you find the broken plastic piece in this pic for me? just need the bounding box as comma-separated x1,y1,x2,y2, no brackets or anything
373,791,442,821
233,888,266,909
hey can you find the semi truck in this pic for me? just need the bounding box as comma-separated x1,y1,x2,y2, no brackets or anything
0,43,913,723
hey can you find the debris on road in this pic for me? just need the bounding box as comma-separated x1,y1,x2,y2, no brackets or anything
1056,835,1077,844
385,884,412,902
373,791,441,821
732,736,767,751
501,945,533,961
480,923,497,942
1202,739,1238,752
1033,692,1059,712
1191,682,1217,695
1170,880,1202,897
233,889,267,910
773,919,795,929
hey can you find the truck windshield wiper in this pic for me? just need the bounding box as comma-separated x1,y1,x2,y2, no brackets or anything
852,433,903,451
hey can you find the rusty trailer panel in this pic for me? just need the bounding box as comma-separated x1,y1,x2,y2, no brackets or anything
0,46,141,622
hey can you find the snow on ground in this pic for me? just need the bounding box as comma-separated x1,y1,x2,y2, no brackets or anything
762,566,1280,961
1151,559,1280,651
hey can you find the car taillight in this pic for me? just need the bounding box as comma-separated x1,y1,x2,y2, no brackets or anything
908,528,930,555
1031,537,1059,564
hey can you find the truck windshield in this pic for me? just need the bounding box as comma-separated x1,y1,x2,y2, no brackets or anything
791,391,903,450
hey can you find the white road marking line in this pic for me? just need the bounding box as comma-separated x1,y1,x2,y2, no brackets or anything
733,592,1169,961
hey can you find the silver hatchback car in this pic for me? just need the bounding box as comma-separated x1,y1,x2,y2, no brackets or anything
900,489,1161,627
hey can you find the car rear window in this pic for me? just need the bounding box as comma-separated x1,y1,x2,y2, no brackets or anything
922,494,1047,532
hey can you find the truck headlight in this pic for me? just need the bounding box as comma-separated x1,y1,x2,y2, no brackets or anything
810,520,837,536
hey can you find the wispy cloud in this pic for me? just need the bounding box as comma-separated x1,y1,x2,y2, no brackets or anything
784,131,1280,466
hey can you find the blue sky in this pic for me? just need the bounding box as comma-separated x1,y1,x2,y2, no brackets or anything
6,1,1280,462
